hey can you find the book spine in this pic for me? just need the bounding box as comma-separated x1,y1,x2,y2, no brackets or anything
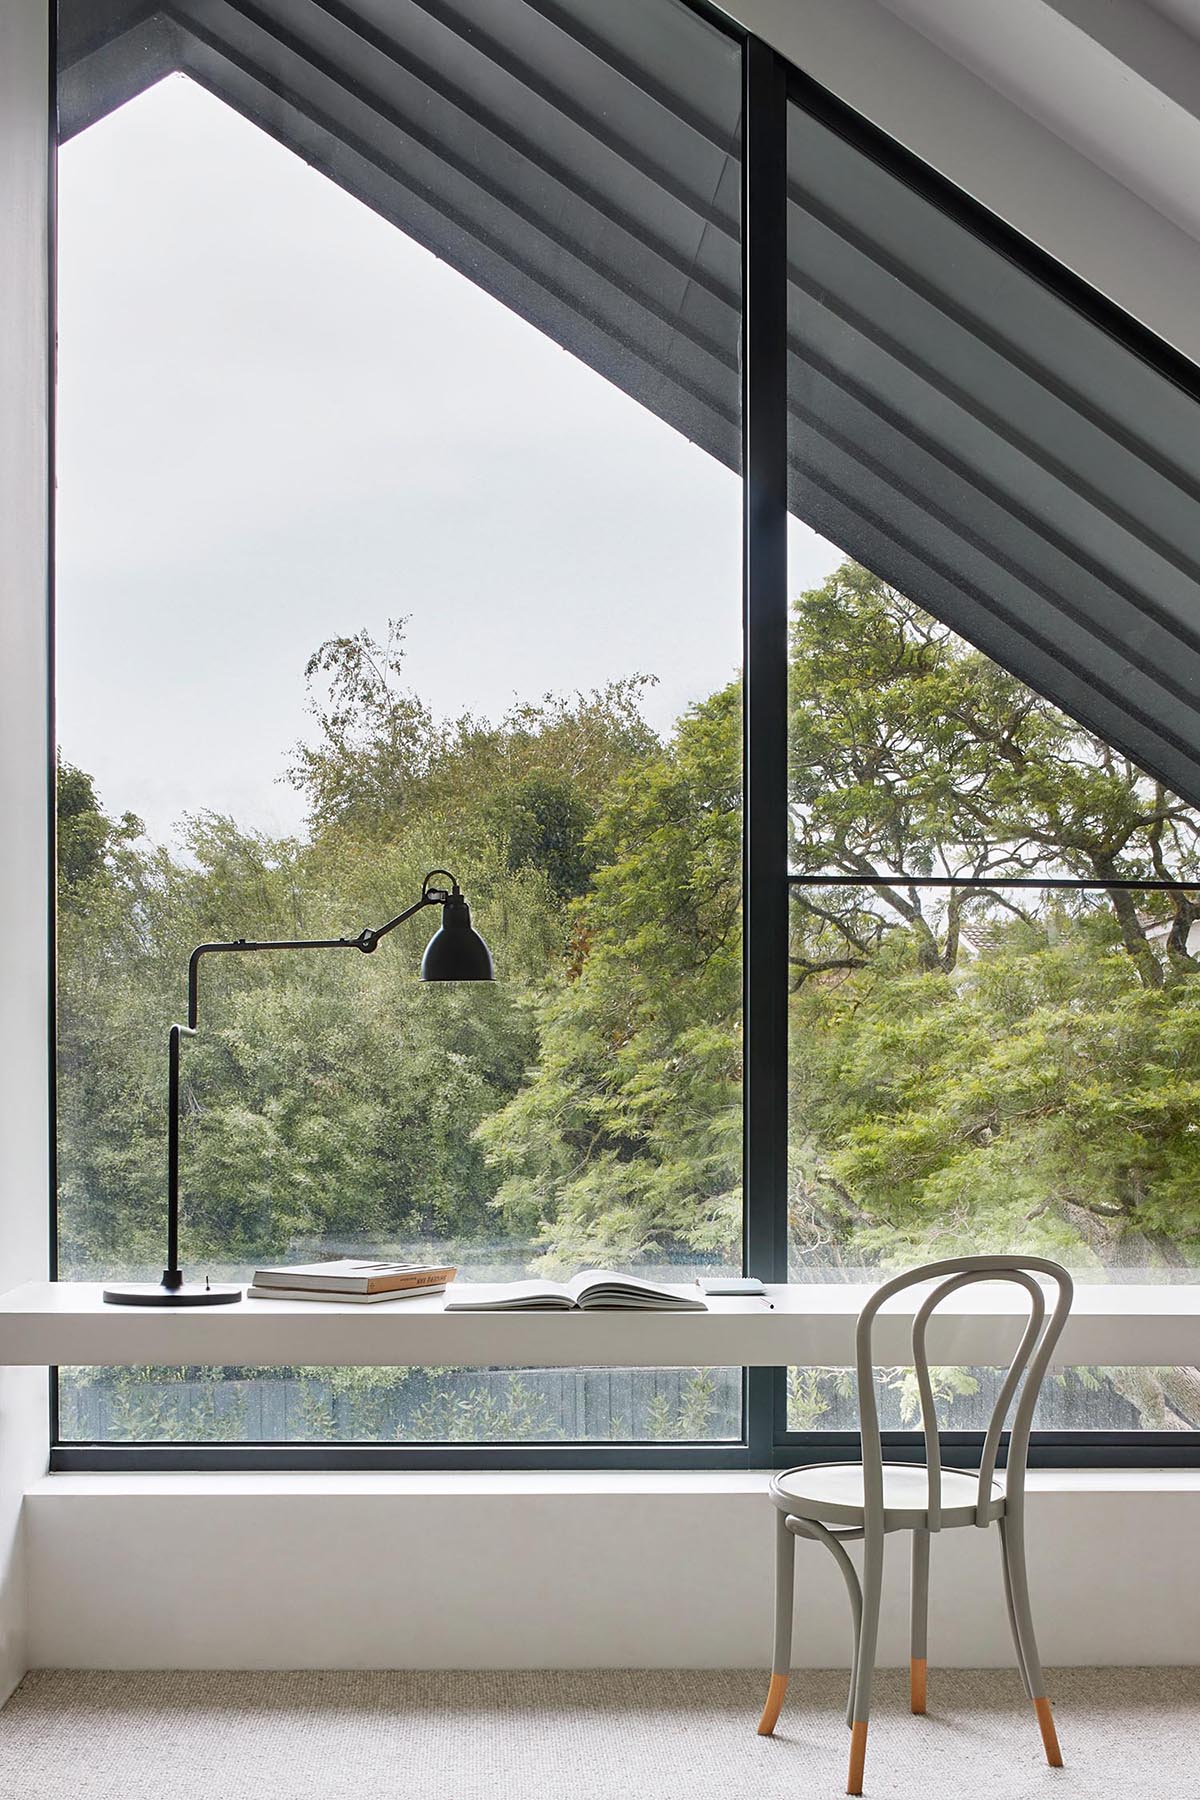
253,1271,453,1293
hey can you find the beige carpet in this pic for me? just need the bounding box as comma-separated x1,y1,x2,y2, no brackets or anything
0,1668,1195,1799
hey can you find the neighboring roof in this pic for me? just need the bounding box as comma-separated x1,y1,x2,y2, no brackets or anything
57,0,1200,811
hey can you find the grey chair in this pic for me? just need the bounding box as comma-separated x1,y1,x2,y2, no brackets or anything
755,1254,1073,1794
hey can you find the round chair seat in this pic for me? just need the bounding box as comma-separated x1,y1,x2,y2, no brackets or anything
770,1460,1006,1531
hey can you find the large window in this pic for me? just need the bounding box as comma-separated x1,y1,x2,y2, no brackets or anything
778,76,1200,1455
54,0,746,1458
782,590,1200,1435
52,2,1200,1468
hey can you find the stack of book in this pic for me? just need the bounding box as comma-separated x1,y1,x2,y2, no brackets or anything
246,1260,456,1304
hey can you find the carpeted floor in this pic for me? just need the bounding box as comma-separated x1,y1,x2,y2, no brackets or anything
0,1667,1195,1799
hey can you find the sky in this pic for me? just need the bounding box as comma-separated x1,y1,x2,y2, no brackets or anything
56,75,841,847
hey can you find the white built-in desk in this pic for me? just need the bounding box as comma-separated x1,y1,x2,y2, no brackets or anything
0,1281,1194,1368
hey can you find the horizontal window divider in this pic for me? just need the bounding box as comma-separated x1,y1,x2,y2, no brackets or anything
770,1436,1200,1471
787,873,1200,889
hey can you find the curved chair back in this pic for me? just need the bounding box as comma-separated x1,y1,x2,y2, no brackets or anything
854,1255,1073,1532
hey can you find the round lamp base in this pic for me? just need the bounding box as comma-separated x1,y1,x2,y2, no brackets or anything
102,1281,243,1307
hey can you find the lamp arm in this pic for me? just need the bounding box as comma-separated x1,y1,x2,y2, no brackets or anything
182,873,458,1027
360,871,459,954
162,873,459,1287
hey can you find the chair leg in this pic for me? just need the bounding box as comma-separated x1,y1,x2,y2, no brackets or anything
757,1508,795,1735
998,1518,1033,1700
842,1550,864,1732
790,1518,865,1728
847,1529,884,1795
910,1529,929,1714
1000,1514,1062,1767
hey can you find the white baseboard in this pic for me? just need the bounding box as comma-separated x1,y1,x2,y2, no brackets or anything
23,1470,1200,1670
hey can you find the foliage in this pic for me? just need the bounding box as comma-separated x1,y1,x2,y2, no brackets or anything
788,564,1200,988
58,1365,246,1442
643,1369,723,1442
405,1377,564,1444
57,563,1200,1437
479,680,742,1271
57,757,143,894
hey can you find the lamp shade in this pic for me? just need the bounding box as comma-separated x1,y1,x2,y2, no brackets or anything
420,893,494,981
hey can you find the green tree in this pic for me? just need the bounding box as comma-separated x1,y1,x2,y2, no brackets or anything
56,756,142,896
788,564,1200,986
288,617,657,848
55,567,1200,1438
783,564,1200,1275
485,773,597,902
484,561,1200,1289
481,681,742,1270
54,623,661,1275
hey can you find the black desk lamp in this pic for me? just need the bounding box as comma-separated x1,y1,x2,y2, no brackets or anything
103,870,493,1306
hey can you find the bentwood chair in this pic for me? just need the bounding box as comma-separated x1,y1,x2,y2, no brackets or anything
756,1255,1073,1795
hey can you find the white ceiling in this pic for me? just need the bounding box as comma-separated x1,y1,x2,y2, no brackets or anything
730,0,1200,363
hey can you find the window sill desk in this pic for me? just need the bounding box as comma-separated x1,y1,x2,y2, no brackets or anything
0,1281,1194,1369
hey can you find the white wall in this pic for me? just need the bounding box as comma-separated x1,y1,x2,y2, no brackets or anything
25,1473,1200,1670
0,0,52,1707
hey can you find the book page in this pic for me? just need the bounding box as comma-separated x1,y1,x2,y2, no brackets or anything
444,1280,574,1310
567,1270,680,1303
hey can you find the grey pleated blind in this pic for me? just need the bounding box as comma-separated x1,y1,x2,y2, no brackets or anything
786,97,1200,806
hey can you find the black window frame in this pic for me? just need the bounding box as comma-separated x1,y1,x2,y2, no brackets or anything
49,4,1200,1472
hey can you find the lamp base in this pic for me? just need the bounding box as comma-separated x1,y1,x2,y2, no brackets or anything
102,1280,243,1307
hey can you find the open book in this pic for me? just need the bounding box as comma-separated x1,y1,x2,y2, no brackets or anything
445,1270,706,1311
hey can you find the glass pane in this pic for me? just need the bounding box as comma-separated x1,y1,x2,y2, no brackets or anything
783,96,1200,807
785,1367,1200,1434
785,872,1200,1430
787,875,1200,1286
61,1364,741,1445
785,93,1200,1438
55,1,743,1446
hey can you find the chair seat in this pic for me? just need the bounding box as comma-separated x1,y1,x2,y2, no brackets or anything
770,1460,1006,1531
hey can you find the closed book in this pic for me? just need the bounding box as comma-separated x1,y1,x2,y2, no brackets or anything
246,1282,447,1305
251,1259,456,1294
695,1277,767,1297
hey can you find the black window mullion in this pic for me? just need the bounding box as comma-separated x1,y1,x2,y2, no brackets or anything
741,35,789,1463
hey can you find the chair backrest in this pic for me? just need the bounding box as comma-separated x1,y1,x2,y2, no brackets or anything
854,1255,1073,1532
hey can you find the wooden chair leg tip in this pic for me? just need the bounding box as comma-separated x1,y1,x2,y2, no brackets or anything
847,1719,868,1794
910,1656,927,1714
1034,1696,1063,1767
756,1672,788,1736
